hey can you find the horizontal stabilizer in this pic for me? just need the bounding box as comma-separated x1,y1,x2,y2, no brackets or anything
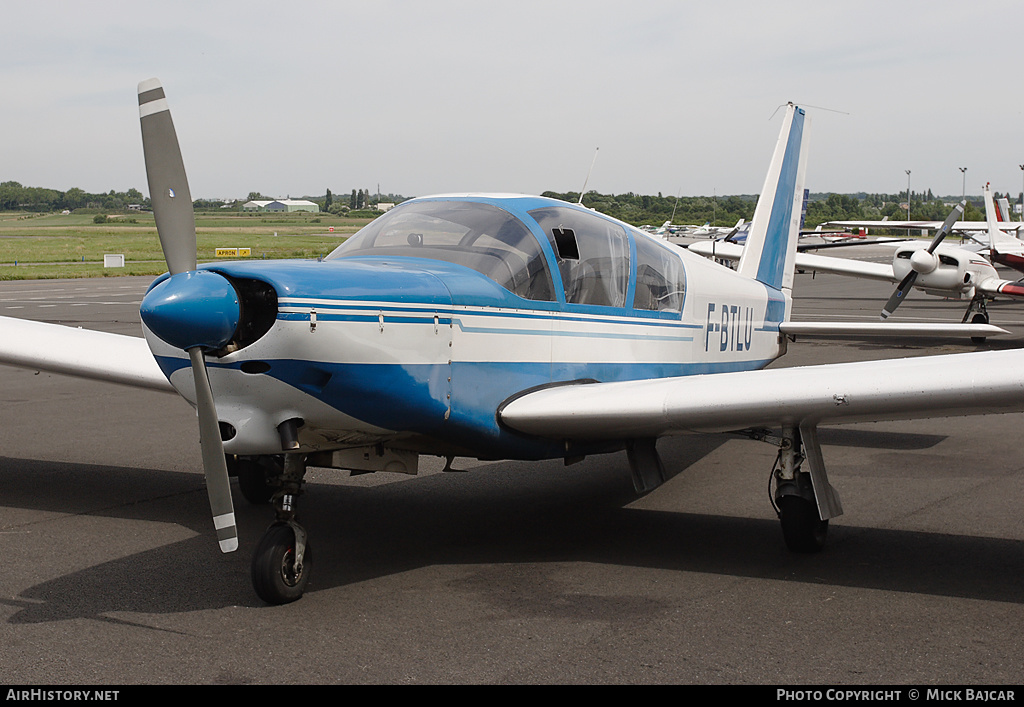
780,321,1007,339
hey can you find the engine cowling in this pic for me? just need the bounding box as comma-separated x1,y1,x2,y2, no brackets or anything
892,246,968,293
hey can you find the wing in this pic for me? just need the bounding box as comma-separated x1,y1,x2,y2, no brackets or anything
0,315,173,392
689,240,897,282
978,278,1024,298
826,220,1022,233
498,349,1024,439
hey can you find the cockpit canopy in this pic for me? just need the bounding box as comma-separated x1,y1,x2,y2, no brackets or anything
326,198,685,312
326,200,555,301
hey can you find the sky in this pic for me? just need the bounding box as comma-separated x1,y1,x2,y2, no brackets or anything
4,0,1024,201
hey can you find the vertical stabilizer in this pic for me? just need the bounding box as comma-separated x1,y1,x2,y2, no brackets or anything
983,184,1021,256
997,197,1011,222
737,104,809,293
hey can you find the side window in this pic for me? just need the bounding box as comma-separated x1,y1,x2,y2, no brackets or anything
529,207,629,307
633,235,685,312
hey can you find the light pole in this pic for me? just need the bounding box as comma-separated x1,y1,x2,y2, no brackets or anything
905,170,911,222
959,168,967,242
1019,164,1023,222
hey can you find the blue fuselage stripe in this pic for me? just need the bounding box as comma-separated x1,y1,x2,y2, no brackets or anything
155,356,772,458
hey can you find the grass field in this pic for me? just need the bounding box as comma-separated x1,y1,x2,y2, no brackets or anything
0,210,374,279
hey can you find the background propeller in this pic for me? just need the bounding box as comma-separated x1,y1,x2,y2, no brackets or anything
880,201,964,320
138,78,238,553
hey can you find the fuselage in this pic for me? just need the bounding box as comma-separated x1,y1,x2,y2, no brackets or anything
892,242,999,298
142,195,791,461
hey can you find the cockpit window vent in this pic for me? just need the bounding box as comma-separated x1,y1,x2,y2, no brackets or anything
551,227,580,260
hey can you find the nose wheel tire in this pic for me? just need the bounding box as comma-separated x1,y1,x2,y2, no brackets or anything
251,523,312,605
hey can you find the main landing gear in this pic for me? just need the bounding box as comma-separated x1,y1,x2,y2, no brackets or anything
230,454,283,505
962,296,990,344
245,453,312,605
748,424,843,553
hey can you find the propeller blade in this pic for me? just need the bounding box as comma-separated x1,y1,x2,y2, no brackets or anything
924,200,966,254
189,348,238,553
138,78,197,275
881,271,918,320
140,79,236,553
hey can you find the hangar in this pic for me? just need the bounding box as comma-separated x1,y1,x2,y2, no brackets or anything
242,199,319,213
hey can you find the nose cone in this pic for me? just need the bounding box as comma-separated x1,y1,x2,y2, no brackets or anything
141,270,240,351
910,249,938,275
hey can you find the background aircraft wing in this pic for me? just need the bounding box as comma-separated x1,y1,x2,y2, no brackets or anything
792,251,896,282
826,220,1023,233
499,349,1024,439
689,241,897,282
0,315,173,392
977,279,1024,298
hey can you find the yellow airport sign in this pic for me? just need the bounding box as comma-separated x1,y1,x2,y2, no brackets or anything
216,248,252,257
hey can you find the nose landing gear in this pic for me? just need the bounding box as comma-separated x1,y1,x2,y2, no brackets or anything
251,453,312,605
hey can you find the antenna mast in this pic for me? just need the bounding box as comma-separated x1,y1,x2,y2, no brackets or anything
578,147,599,204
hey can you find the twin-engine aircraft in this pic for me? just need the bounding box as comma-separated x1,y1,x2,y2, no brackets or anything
690,185,1024,328
2,82,1023,604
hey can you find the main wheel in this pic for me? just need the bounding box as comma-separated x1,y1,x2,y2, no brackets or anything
778,495,827,553
251,524,312,605
971,312,989,344
236,456,281,505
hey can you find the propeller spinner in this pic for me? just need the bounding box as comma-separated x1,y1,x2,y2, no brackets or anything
138,78,238,553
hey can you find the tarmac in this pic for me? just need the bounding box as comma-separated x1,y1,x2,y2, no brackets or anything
1,263,1022,685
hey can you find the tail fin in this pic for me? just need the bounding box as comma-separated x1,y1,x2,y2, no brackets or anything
736,103,810,292
997,197,1011,222
983,184,1021,255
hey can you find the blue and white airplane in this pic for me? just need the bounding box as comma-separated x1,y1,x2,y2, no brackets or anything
1,81,1022,604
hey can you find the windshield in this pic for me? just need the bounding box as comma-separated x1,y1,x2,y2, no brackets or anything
326,201,555,301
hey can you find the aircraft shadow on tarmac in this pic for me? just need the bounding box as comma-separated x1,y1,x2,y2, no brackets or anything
4,426,1021,624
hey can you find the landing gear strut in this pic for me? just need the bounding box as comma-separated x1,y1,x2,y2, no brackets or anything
251,453,312,605
754,424,843,553
962,296,990,344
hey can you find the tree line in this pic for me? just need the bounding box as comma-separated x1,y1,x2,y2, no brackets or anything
0,182,146,212
547,189,1021,227
4,179,1019,227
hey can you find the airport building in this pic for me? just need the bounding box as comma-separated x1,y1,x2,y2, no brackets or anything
242,199,320,213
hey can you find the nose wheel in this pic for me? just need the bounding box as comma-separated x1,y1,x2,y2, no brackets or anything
252,522,311,605
251,452,312,605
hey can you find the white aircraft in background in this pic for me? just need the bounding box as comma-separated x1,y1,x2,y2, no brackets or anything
823,202,1024,273
675,219,746,239
690,187,1024,329
823,214,1024,239
0,86,1019,605
643,219,745,240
